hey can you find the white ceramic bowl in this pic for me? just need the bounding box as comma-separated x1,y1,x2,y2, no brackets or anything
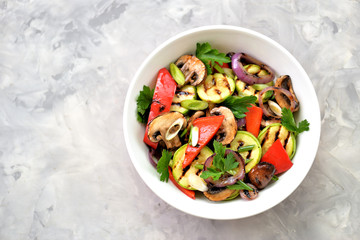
123,25,321,220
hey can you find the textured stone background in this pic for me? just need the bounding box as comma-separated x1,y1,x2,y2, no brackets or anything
0,0,359,239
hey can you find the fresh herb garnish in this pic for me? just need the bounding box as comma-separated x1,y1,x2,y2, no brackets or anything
196,42,231,75
222,95,257,118
227,180,253,191
281,108,310,137
200,141,239,181
156,150,173,182
136,85,154,123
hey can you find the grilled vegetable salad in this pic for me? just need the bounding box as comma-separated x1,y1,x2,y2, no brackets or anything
137,42,310,201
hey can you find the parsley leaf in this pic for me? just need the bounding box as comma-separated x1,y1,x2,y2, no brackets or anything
200,141,239,181
221,95,257,118
281,108,310,137
156,150,173,182
136,85,154,123
224,153,239,172
227,180,253,190
196,42,231,75
200,167,223,181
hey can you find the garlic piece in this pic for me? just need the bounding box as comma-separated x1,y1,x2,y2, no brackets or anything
188,173,208,192
268,100,282,117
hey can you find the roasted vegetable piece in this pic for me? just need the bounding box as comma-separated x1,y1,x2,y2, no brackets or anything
182,115,224,168
197,73,235,103
148,112,187,149
203,150,245,187
261,139,293,175
210,106,237,145
245,105,263,137
172,144,213,191
258,123,296,158
248,162,275,189
168,168,195,199
170,85,197,114
204,185,237,201
175,55,207,86
230,131,262,173
231,53,275,85
143,68,177,149
239,183,259,200
275,75,299,112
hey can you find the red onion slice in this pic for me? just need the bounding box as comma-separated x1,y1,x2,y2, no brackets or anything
231,53,275,85
148,148,159,168
203,150,245,187
258,86,296,119
237,117,246,130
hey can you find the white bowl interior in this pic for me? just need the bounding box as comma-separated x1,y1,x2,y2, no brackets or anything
123,26,321,220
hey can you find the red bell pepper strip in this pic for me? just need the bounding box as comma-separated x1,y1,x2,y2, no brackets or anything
261,139,293,175
168,168,195,199
245,105,263,137
219,62,230,68
182,115,224,168
143,68,177,149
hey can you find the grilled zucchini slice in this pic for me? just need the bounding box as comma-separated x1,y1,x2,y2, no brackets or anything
170,85,196,114
230,131,262,173
197,73,235,103
235,79,273,103
258,123,296,159
172,144,213,190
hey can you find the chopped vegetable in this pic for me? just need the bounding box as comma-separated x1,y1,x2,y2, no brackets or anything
170,63,185,86
143,68,177,149
182,115,224,168
181,99,208,110
196,42,231,75
245,105,263,137
222,95,257,119
136,85,154,123
156,150,173,182
281,108,310,137
200,141,239,181
261,139,293,175
169,168,196,199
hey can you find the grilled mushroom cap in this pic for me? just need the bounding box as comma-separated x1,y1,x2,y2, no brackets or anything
175,55,206,86
148,112,187,149
275,75,299,112
204,186,236,201
210,106,237,145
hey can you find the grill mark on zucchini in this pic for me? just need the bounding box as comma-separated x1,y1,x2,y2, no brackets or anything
274,128,280,141
224,79,231,91
283,129,290,148
215,89,222,95
176,90,191,96
260,130,269,146
178,164,190,182
178,155,200,182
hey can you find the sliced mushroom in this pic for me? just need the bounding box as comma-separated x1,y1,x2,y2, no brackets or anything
239,183,259,200
275,75,299,112
210,106,237,145
148,112,187,149
204,185,236,201
175,55,206,86
248,162,275,189
260,118,281,128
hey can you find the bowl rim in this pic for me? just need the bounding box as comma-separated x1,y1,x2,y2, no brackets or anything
123,25,321,220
